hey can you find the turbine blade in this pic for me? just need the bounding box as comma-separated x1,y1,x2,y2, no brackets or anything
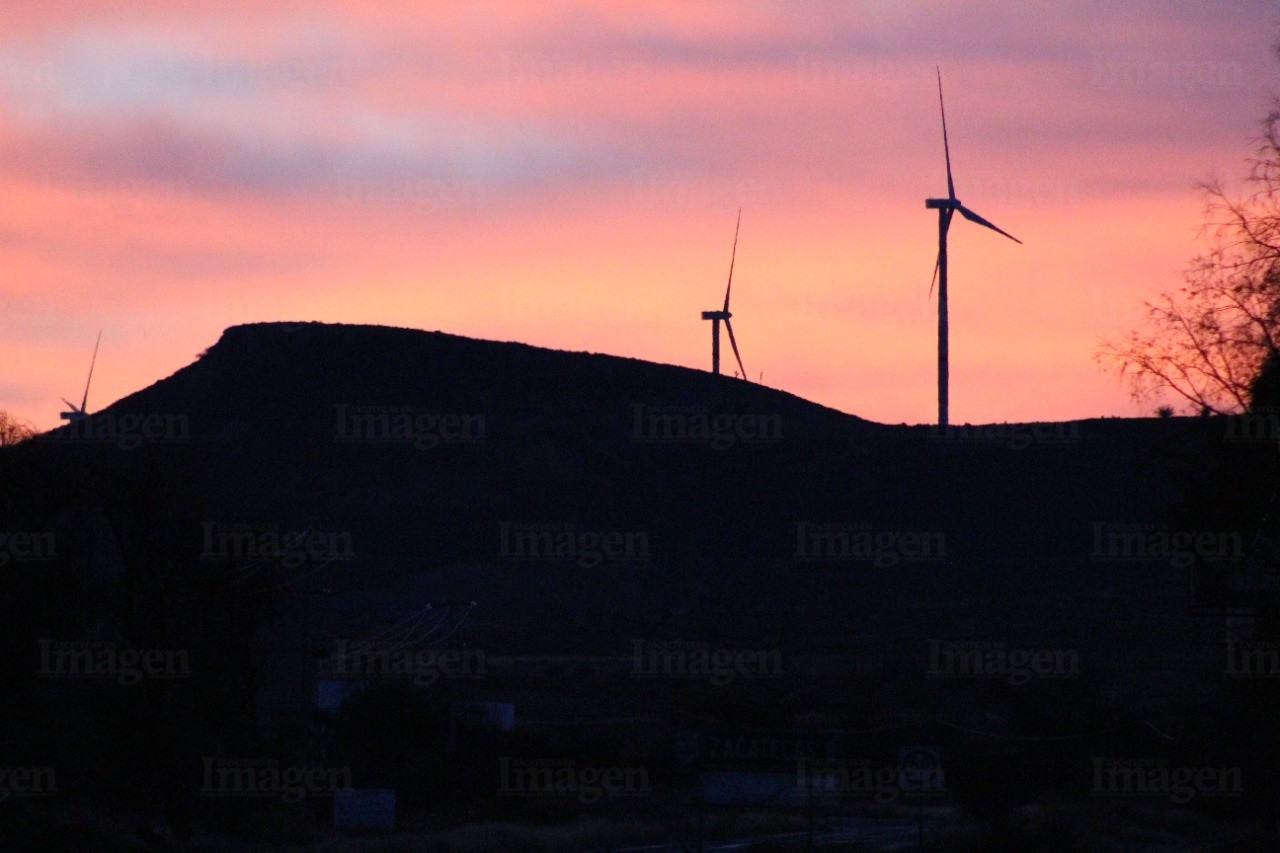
928,253,940,299
725,318,746,380
724,207,741,312
61,397,78,411
957,205,1022,244
937,66,955,200
81,330,101,411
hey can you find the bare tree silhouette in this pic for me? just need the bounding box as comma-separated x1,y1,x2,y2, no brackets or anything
1101,50,1280,413
0,411,35,446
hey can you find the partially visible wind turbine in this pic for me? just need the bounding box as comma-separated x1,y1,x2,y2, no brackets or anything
926,67,1021,427
701,209,747,379
60,331,101,423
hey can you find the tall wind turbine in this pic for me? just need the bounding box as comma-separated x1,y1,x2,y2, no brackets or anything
60,331,101,423
701,209,747,378
926,68,1021,427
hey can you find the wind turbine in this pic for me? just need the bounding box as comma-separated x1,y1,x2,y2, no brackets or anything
926,67,1021,427
701,209,747,378
60,331,101,423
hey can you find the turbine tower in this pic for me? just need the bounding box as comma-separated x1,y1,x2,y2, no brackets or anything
60,331,101,423
926,68,1021,427
702,209,747,378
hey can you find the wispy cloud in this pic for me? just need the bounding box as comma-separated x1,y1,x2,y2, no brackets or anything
0,0,1273,429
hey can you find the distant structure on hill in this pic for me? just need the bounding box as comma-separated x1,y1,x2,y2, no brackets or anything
925,69,1021,427
701,209,748,379
60,330,101,423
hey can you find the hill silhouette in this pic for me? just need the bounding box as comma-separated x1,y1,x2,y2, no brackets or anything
22,321,1239,641
6,320,1279,847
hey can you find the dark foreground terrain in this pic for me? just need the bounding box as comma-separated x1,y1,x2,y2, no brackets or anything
1,321,1278,850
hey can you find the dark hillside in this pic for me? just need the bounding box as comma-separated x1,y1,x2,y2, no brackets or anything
3,321,1277,847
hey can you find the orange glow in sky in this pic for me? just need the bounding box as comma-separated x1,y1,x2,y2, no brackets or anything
0,1,1273,430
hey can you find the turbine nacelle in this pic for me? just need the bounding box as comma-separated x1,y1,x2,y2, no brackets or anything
59,401,86,423
701,310,731,321
925,198,960,209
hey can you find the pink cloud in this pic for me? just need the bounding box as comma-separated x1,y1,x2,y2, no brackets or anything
0,1,1274,430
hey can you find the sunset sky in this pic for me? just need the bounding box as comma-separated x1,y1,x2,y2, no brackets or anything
1,1,1274,430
